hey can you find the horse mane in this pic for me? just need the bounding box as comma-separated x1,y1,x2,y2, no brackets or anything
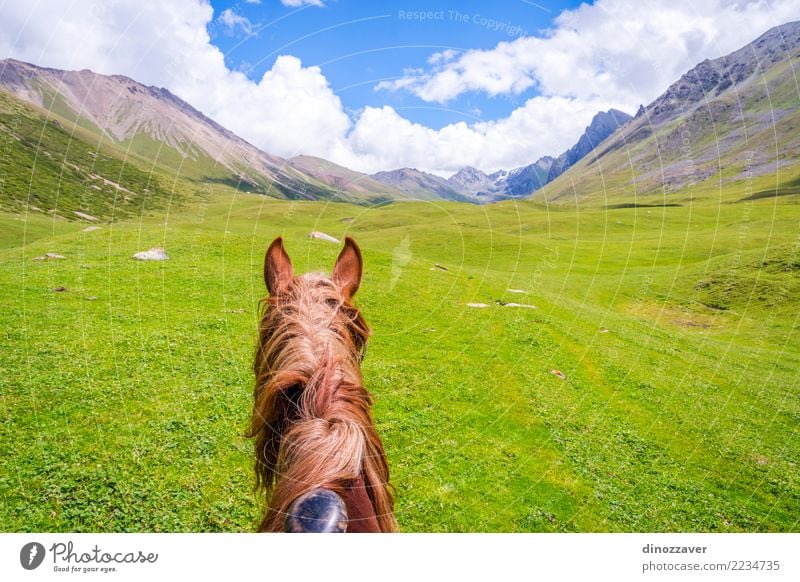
249,272,396,532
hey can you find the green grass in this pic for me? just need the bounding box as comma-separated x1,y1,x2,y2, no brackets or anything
0,91,179,220
1,190,798,532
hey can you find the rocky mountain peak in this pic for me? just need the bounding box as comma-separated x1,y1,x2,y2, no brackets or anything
547,108,632,182
448,166,495,193
645,20,800,121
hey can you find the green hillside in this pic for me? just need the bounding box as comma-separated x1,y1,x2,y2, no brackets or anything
0,58,411,208
0,88,387,227
0,91,179,220
1,190,797,532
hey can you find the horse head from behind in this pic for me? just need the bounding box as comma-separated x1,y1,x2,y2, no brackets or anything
249,236,396,533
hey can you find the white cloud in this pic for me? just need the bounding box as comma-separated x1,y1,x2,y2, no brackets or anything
0,0,796,176
0,1,218,91
345,96,621,175
218,8,254,36
207,55,352,160
378,0,800,109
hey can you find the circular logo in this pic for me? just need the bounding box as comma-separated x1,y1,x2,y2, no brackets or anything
20,542,46,570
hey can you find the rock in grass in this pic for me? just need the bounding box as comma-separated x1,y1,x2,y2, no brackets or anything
466,303,490,308
504,302,537,309
82,226,101,233
308,231,340,243
74,211,99,222
133,247,169,261
34,253,66,261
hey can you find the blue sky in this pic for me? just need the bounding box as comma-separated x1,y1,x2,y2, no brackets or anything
2,0,798,174
208,0,585,129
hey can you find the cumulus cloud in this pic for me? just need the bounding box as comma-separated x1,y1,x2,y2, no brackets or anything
346,97,622,174
218,8,254,36
378,0,800,108
0,0,796,175
0,1,218,91
208,55,352,160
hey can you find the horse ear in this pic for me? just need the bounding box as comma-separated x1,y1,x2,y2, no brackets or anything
264,237,293,295
332,236,363,299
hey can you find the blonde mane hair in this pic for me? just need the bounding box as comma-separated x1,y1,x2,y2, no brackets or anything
249,237,396,532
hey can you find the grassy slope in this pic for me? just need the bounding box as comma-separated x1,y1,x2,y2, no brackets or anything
0,90,187,221
0,87,403,210
0,189,798,532
287,155,411,203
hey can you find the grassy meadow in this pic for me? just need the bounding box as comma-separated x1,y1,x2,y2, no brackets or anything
1,187,799,532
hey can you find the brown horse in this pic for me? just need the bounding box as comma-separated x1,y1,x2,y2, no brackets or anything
249,236,396,532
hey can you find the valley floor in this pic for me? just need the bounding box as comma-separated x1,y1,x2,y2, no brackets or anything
1,193,798,532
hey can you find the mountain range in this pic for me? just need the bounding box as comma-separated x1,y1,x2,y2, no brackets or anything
539,20,800,203
370,108,632,202
0,20,798,217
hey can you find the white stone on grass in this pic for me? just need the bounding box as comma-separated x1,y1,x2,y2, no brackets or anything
74,211,99,222
133,247,169,261
307,231,340,243
33,253,66,261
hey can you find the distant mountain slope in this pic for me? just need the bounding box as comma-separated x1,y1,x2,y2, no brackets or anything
546,109,632,182
287,155,408,202
370,150,572,203
493,156,555,198
0,59,396,204
0,60,276,185
0,60,279,166
371,168,472,201
370,151,566,202
540,21,800,204
447,166,501,198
